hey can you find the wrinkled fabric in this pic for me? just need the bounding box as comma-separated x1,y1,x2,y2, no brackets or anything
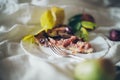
0,0,120,80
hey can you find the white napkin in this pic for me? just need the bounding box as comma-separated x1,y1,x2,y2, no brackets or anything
1,0,120,80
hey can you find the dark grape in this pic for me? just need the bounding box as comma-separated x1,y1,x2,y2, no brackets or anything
109,29,120,41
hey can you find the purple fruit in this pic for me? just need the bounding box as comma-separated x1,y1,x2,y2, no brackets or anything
110,29,120,41
81,13,95,23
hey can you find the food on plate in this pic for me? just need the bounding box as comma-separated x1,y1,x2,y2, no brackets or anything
68,13,96,41
22,6,65,43
23,6,96,54
34,30,94,54
74,58,116,80
109,29,120,41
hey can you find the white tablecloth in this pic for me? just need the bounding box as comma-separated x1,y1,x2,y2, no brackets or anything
0,0,120,80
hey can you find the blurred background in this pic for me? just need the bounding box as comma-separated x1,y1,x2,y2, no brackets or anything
0,0,120,7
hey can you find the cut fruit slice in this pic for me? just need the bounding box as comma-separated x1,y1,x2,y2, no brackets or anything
80,27,89,41
81,21,96,30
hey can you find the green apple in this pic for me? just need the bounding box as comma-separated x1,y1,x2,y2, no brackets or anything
74,58,116,80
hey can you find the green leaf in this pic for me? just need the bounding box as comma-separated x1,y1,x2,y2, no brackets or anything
68,14,83,33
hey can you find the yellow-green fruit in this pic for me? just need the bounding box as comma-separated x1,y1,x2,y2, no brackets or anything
81,21,96,30
51,6,65,26
40,10,55,31
74,58,115,80
40,6,65,32
79,27,89,41
22,35,35,44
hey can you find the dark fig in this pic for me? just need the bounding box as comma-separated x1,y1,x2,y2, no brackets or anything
81,13,95,23
109,29,120,41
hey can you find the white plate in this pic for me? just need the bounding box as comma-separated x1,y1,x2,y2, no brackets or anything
20,34,109,61
20,6,111,61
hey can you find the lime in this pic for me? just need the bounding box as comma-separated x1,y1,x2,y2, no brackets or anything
22,7,65,44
